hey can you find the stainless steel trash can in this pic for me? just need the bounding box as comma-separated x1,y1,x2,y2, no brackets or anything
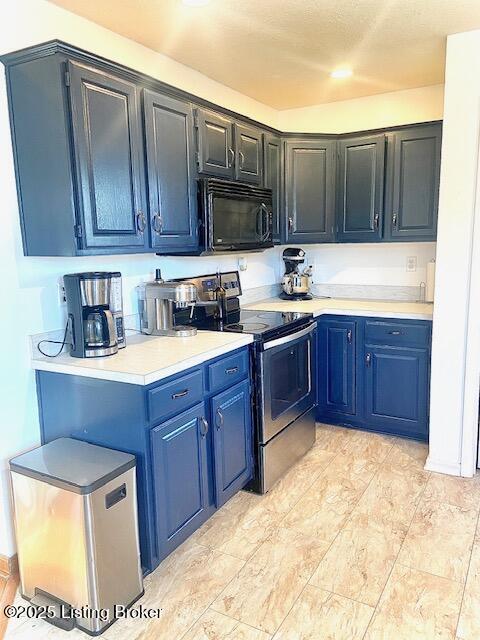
10,438,144,635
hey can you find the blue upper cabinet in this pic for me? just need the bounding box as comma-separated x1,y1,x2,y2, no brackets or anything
234,122,263,184
211,379,252,507
68,62,149,251
151,402,210,557
143,90,198,252
2,42,442,255
317,318,357,418
195,108,235,179
263,133,283,243
285,139,336,243
336,134,386,243
384,124,442,241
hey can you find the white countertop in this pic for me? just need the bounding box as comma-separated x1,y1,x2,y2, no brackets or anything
246,297,433,320
31,331,253,386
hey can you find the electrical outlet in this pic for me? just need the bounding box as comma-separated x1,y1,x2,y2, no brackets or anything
57,281,66,306
406,256,417,272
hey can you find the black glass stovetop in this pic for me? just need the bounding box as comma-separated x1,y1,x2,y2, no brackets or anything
199,309,314,342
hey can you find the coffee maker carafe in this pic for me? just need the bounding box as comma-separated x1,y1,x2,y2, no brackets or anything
64,272,119,358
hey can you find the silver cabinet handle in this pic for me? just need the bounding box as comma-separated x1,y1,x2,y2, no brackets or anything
288,217,293,233
239,150,245,169
200,417,209,437
216,408,224,429
374,213,379,230
136,211,146,233
227,148,235,168
152,212,163,234
347,329,352,344
366,353,372,367
392,213,398,228
225,366,238,374
388,330,402,336
171,389,189,399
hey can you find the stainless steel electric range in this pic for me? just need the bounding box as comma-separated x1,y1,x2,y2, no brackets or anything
173,271,317,493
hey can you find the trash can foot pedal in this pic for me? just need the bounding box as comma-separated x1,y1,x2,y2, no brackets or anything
31,591,75,631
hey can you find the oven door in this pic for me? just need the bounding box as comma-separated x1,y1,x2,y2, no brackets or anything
258,322,316,444
209,194,273,251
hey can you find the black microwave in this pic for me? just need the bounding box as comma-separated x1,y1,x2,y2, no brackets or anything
197,178,274,254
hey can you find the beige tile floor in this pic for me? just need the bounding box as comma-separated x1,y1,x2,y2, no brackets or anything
6,424,480,640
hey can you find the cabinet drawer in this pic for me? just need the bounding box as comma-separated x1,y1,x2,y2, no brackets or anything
148,369,204,424
207,349,249,394
365,320,430,347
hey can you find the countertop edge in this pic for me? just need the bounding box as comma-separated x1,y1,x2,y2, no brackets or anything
311,308,433,320
31,334,254,386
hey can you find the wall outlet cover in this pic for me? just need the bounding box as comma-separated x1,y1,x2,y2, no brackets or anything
406,256,417,272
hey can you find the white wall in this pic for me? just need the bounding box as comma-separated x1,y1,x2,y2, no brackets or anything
0,0,444,557
302,243,436,288
278,84,445,134
427,30,480,477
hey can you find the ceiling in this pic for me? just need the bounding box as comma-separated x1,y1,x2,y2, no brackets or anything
48,0,480,109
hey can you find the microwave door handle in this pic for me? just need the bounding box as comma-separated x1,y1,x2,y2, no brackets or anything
260,203,270,241
255,205,263,240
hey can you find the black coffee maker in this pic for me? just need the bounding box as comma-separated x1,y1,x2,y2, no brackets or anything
64,272,118,358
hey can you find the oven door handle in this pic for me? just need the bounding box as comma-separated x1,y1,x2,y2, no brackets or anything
262,322,316,351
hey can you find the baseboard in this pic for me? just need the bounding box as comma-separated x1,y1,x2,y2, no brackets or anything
0,554,18,578
424,456,463,476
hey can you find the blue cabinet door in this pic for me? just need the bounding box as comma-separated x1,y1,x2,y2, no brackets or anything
144,90,198,252
384,124,441,241
151,402,210,557
336,134,386,242
234,122,263,184
285,139,336,243
364,344,429,440
196,109,235,179
68,61,148,251
317,318,357,418
211,379,252,507
263,133,283,243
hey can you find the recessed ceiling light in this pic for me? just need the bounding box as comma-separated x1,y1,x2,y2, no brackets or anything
330,69,353,79
182,0,210,6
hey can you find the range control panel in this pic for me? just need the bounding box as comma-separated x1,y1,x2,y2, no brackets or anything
175,271,242,302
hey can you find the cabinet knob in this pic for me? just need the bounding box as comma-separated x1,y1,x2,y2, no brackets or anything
152,212,163,234
136,211,146,233
347,329,352,344
373,213,379,230
365,352,372,367
392,212,398,228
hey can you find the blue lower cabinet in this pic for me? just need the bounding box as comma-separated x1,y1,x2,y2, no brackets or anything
364,344,429,440
317,315,431,440
151,402,212,558
317,318,357,418
211,379,252,507
36,346,252,574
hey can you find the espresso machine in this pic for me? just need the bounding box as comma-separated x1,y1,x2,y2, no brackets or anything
64,272,119,358
138,270,198,337
280,247,313,300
